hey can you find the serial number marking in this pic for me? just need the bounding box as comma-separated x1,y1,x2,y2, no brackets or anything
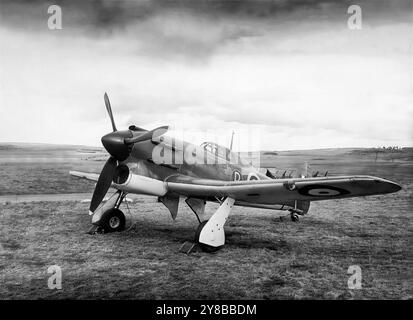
200,304,257,315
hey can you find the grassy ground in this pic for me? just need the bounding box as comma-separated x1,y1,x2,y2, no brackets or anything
0,161,99,195
0,144,411,299
0,143,103,195
0,185,411,299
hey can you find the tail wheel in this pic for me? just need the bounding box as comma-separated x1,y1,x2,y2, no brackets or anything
194,220,222,253
291,213,300,222
100,208,126,232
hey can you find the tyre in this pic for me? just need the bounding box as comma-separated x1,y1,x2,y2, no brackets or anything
291,213,300,222
100,208,126,232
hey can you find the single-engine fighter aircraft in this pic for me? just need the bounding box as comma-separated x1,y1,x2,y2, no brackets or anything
70,93,402,252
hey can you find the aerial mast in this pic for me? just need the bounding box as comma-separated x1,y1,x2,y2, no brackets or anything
229,130,235,151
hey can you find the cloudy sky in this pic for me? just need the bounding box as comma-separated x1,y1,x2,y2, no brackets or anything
0,0,412,150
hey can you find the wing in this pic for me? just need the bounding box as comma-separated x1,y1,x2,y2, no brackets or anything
69,171,100,182
165,175,401,204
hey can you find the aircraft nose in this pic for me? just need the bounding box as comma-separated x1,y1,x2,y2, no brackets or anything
101,130,132,161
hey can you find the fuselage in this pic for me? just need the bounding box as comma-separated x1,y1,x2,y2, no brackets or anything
126,137,267,183
114,136,306,212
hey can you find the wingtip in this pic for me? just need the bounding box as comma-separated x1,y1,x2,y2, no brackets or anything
380,178,402,194
392,182,402,193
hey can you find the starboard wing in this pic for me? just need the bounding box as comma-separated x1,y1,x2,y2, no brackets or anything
165,175,401,204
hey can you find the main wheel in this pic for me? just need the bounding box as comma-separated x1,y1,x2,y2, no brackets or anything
100,208,126,233
194,220,222,253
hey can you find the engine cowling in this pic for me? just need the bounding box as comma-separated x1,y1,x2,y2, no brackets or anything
113,165,167,196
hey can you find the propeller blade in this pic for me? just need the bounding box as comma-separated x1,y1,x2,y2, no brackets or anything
104,92,117,132
124,126,168,144
89,157,117,214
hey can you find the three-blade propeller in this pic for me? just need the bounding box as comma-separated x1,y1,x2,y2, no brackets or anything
89,93,168,214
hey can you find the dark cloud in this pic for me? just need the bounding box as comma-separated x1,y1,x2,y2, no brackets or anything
1,0,411,32
1,0,411,62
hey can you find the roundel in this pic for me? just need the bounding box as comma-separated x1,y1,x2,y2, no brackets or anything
298,184,350,197
232,170,242,181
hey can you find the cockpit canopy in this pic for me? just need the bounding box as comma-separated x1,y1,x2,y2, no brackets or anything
200,142,250,166
200,142,228,157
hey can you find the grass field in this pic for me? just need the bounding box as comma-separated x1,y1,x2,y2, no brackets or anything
0,143,412,299
0,143,103,195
